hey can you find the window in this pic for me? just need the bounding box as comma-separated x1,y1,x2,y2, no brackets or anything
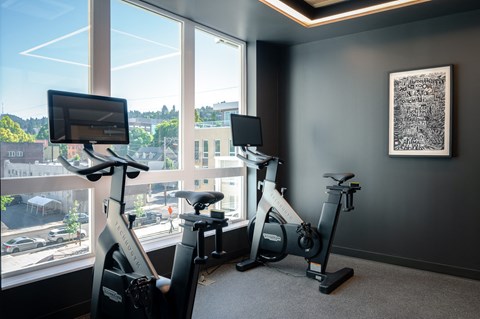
203,140,209,158
0,0,246,286
110,0,181,175
194,141,200,161
215,140,221,156
193,177,244,221
1,0,90,280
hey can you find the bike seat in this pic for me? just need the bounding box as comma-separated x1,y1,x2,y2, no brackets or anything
172,191,224,213
323,173,355,184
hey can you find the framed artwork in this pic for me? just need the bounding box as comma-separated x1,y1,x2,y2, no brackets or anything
388,65,453,157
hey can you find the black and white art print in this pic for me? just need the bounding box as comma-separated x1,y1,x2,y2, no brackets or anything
389,65,453,157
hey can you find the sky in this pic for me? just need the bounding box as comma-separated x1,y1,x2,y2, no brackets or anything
0,0,241,119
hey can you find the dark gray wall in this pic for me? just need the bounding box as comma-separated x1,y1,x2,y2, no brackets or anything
278,10,480,278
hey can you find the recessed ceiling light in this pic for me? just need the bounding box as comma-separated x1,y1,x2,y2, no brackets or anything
260,0,431,28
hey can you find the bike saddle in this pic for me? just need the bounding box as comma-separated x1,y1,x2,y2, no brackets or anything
172,191,224,213
323,173,355,184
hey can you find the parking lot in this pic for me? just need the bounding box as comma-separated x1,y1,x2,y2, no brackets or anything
2,203,63,232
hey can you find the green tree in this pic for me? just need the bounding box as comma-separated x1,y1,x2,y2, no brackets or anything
161,105,169,117
36,124,49,140
134,195,145,218
129,127,154,151
1,196,13,212
165,157,174,170
0,116,35,142
59,144,68,157
64,200,81,245
195,109,202,123
154,119,178,147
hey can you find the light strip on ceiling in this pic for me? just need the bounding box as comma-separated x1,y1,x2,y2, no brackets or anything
260,0,431,28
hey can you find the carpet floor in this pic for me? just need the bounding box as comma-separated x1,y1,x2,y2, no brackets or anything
192,254,480,319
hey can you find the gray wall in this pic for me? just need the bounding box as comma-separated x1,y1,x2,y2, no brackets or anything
278,10,480,278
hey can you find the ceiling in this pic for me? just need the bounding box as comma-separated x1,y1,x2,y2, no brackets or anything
140,0,480,45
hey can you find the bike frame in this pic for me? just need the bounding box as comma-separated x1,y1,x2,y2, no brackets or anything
237,148,360,294
90,157,159,318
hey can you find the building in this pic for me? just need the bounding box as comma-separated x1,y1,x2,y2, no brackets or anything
0,142,43,177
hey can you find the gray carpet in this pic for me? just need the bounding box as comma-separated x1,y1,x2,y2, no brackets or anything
192,254,480,319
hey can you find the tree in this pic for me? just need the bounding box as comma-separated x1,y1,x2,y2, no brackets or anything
1,196,13,212
36,124,49,140
0,116,35,142
64,200,81,245
154,119,178,147
59,144,68,157
195,109,202,122
133,195,146,218
129,127,154,152
161,105,169,117
165,157,174,170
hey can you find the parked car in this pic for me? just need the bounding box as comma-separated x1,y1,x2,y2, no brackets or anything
63,213,89,224
48,227,87,243
131,211,163,227
2,236,46,253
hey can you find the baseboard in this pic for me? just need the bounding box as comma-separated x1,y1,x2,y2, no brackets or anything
332,245,480,281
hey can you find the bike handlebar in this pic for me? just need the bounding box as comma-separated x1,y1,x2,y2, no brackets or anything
236,147,282,170
236,154,272,169
58,147,149,182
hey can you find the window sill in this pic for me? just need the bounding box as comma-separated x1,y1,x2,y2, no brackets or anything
1,219,248,290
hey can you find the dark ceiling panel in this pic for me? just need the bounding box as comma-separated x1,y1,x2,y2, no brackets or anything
139,0,480,45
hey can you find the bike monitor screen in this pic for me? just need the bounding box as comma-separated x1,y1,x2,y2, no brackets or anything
230,114,263,147
48,90,129,145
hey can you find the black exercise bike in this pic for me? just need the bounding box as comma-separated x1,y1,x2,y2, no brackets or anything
59,146,228,318
49,90,228,318
231,114,361,294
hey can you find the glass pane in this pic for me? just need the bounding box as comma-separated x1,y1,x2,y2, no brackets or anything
1,190,91,275
123,182,182,239
0,0,89,277
194,29,242,169
193,177,243,221
0,1,89,170
110,0,181,171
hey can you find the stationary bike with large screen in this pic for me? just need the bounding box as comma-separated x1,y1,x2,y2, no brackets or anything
231,113,361,294
49,90,228,318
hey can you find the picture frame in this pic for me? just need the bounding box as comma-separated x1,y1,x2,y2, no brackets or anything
388,65,453,157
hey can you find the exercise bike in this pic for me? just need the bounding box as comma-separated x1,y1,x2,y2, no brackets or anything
48,90,228,318
231,114,361,294
59,146,228,318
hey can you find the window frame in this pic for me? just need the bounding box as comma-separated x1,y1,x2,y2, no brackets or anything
1,0,247,288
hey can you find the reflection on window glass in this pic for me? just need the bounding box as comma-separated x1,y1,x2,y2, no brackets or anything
0,1,89,170
111,0,181,171
0,0,89,277
1,190,91,275
193,177,243,221
123,182,182,239
194,29,242,168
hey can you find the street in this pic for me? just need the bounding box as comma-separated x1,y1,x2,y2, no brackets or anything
1,200,182,273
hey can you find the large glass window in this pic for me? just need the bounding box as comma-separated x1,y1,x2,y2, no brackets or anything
111,0,181,173
110,2,182,240
194,28,243,218
1,0,246,285
1,0,91,276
